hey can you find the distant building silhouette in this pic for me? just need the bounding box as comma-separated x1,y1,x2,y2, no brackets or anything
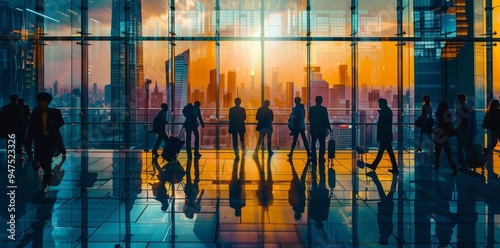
150,81,164,108
165,49,190,135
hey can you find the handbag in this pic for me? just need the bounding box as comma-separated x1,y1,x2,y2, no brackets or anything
414,115,425,128
481,115,492,129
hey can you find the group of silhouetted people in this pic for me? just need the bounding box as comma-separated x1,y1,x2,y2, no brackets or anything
0,93,66,192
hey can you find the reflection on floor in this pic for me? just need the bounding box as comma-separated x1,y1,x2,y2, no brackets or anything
1,149,499,247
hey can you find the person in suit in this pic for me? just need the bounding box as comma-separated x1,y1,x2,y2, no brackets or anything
183,101,205,159
433,101,458,175
229,98,246,157
416,94,433,153
27,93,64,191
0,94,24,154
152,103,169,157
309,96,332,164
17,98,31,155
287,97,310,160
454,93,477,171
366,98,398,173
253,100,274,158
366,171,397,245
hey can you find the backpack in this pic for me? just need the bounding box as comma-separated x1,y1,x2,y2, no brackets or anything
152,114,165,134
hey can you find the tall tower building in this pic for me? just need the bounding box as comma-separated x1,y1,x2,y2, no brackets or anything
228,70,236,97
165,49,190,134
150,81,164,108
53,80,59,97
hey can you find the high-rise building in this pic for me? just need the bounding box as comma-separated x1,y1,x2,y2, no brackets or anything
104,84,111,105
165,49,190,132
208,69,217,105
228,70,236,97
150,81,164,109
285,82,294,109
339,64,349,85
93,82,98,96
110,0,144,126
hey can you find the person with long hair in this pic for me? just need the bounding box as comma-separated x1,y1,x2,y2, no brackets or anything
417,94,433,153
433,101,458,176
454,93,477,171
484,99,500,155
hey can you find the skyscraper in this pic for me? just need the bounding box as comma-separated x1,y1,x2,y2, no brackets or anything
53,80,59,97
150,81,164,108
165,49,190,134
228,70,236,97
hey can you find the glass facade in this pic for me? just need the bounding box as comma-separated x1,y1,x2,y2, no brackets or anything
2,0,500,247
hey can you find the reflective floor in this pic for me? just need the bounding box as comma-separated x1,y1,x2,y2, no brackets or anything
1,147,500,247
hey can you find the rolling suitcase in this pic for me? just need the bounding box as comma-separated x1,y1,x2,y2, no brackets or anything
328,132,336,161
161,128,185,162
465,144,486,169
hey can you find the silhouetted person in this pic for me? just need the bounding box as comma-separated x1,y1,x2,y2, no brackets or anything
308,164,330,228
0,94,24,154
416,94,434,153
366,171,397,245
18,98,31,155
183,159,204,219
54,125,67,157
152,103,170,157
309,96,332,164
253,100,274,158
433,101,458,175
27,93,64,191
366,98,398,173
454,93,477,171
484,99,500,155
288,160,308,220
229,156,246,217
183,101,205,160
288,97,310,160
229,98,246,157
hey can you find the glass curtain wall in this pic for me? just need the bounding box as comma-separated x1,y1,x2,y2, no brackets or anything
2,0,498,150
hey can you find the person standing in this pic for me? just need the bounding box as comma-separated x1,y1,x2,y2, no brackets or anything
253,100,274,158
183,101,205,160
287,97,310,160
433,101,458,176
309,96,332,164
152,103,170,157
27,93,64,191
229,98,246,157
366,98,398,173
0,94,24,154
416,94,433,153
454,93,477,171
484,99,500,155
18,98,31,155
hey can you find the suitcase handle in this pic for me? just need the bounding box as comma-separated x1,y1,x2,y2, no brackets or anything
178,127,186,139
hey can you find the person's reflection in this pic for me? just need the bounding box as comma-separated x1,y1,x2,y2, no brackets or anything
288,160,308,220
183,159,204,219
150,156,170,211
29,190,58,247
431,172,457,247
366,171,397,245
229,156,246,217
254,156,273,209
308,161,331,229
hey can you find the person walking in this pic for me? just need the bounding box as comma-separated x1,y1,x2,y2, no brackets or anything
229,98,246,157
27,93,64,191
253,100,274,158
309,96,332,164
151,103,170,157
287,97,310,160
484,99,500,155
18,98,31,155
433,101,458,176
454,93,477,171
183,101,205,160
416,94,433,153
0,94,24,154
366,98,398,173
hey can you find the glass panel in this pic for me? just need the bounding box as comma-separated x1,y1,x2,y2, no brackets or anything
358,0,397,37
219,41,261,148
173,0,215,37
89,0,112,36
264,1,307,37
311,41,352,148
357,41,399,149
493,0,500,97
219,0,260,37
263,41,306,149
45,0,80,36
311,0,350,37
